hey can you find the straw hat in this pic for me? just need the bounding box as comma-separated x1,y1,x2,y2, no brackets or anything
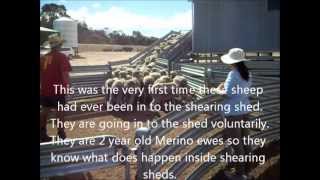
221,48,248,64
44,33,65,48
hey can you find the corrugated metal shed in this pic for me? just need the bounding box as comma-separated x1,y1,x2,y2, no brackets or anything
191,0,280,53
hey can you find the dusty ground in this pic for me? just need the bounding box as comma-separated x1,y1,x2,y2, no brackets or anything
69,43,145,66
78,44,146,52
70,51,138,66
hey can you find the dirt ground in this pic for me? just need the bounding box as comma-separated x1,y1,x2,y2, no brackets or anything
69,43,145,66
70,51,138,66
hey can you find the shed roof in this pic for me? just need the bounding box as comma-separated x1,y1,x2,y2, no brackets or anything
40,27,58,33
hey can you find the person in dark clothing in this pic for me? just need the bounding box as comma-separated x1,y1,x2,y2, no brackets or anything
40,33,72,142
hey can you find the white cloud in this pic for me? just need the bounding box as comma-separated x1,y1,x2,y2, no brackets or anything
68,6,192,37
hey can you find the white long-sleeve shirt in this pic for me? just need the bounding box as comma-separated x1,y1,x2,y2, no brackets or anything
221,69,252,116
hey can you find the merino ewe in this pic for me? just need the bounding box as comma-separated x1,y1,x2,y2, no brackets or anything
132,70,143,87
125,68,133,76
112,70,120,78
154,75,171,84
149,72,161,81
104,78,115,104
149,55,157,62
173,75,188,88
124,77,141,107
173,75,193,103
151,68,159,73
143,75,155,86
141,75,155,105
147,62,156,68
150,82,176,111
119,71,127,79
159,69,167,76
126,74,132,80
105,78,115,88
132,70,141,79
109,78,125,105
142,70,150,77
170,71,178,79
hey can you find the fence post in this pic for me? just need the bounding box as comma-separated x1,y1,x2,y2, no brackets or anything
135,127,151,180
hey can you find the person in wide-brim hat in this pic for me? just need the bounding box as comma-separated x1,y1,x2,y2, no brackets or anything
221,48,249,64
214,48,253,180
44,33,65,49
40,33,71,143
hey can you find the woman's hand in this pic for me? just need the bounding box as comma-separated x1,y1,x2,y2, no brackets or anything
211,87,226,96
217,81,225,90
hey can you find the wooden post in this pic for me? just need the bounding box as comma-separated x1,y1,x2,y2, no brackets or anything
135,127,151,180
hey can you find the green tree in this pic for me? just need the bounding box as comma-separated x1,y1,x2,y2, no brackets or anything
40,3,70,29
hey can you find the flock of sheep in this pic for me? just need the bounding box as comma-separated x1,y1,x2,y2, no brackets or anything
104,31,193,112
104,61,192,112
131,31,186,66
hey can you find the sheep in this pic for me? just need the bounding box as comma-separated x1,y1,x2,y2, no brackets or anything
112,70,120,78
147,62,156,69
139,66,150,75
104,78,115,104
170,71,178,79
149,75,175,111
125,68,133,76
132,70,141,78
173,75,188,88
154,75,171,85
119,71,127,79
150,82,176,112
132,70,144,87
149,72,161,81
118,66,126,71
124,77,141,108
105,78,115,88
126,74,132,80
142,70,150,77
108,78,125,105
143,75,155,86
141,75,155,105
159,69,167,76
151,68,159,73
149,55,157,62
173,75,193,103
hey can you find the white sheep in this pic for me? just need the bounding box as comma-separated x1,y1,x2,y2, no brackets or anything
173,75,193,103
170,71,178,79
119,71,127,79
154,75,171,85
124,77,141,107
150,82,176,112
141,75,155,105
159,69,168,76
149,72,161,81
109,78,125,105
104,78,115,104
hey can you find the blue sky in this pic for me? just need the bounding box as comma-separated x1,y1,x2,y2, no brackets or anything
40,0,192,37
